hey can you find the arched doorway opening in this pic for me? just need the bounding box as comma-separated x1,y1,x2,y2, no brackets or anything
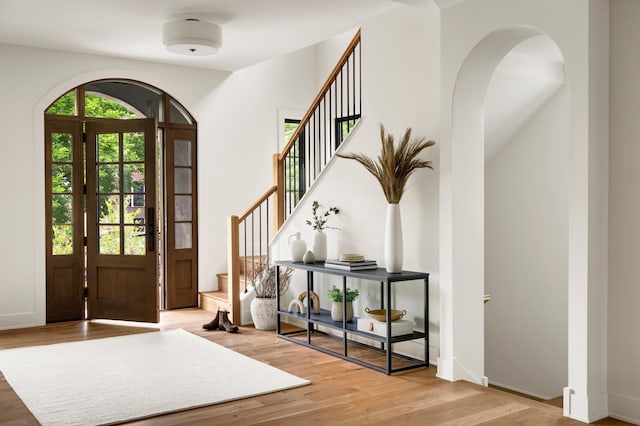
44,79,198,323
483,35,568,402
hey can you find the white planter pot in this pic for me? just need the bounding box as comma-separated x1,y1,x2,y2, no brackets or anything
250,297,277,330
384,203,403,273
331,301,354,322
312,230,327,261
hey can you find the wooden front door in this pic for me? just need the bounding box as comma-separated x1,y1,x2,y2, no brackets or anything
45,119,85,322
85,118,159,322
165,127,198,309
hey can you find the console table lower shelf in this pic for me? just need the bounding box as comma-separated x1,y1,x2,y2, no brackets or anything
277,308,428,375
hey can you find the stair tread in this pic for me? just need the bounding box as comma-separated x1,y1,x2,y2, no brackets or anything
199,290,228,301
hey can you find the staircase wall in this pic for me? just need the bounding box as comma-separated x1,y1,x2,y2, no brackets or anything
197,45,319,292
271,5,442,365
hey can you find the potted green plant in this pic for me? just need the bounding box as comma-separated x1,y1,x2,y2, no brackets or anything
327,285,359,322
305,200,340,262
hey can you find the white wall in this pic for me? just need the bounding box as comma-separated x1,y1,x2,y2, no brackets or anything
271,5,441,364
439,0,608,421
485,85,569,400
608,1,640,423
0,41,317,328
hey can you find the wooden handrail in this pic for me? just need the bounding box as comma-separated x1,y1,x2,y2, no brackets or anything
278,28,361,162
238,185,278,222
225,29,362,326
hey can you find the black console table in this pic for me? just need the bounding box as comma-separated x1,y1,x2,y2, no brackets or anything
275,261,429,375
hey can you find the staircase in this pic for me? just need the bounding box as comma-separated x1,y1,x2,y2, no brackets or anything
200,29,362,325
199,255,268,324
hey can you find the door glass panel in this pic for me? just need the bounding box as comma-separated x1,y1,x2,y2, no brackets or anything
124,132,145,161
174,168,191,193
124,196,145,224
123,164,145,193
46,91,76,116
175,195,192,221
124,226,146,255
51,164,73,193
99,225,120,254
98,165,120,193
85,80,162,120
51,133,72,161
175,223,192,249
52,225,73,255
174,140,191,166
97,134,120,163
169,100,193,125
52,195,73,224
99,195,120,224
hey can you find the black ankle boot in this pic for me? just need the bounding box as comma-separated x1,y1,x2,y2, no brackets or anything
202,312,220,330
218,310,239,333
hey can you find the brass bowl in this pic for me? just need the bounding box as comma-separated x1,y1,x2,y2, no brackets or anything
364,307,407,322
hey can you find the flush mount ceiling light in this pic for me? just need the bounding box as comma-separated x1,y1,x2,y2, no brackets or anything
163,18,222,56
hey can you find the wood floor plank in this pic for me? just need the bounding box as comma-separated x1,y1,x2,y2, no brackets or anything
0,308,633,425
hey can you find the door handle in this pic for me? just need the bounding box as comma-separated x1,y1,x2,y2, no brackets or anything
147,207,155,252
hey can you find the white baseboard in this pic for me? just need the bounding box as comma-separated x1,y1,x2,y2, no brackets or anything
567,390,608,423
609,392,640,425
0,312,41,330
488,380,552,401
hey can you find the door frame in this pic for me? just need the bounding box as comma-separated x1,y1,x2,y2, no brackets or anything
43,79,199,323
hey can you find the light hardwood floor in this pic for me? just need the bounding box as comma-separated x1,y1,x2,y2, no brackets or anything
0,308,632,425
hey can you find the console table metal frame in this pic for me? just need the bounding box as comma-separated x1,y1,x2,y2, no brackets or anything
275,260,429,375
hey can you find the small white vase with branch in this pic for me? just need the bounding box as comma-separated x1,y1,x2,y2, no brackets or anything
305,200,340,262
337,124,435,273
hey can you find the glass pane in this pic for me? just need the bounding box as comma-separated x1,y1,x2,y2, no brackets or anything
51,164,73,193
123,132,145,161
124,226,146,255
98,195,120,224
85,80,161,120
174,168,191,194
175,222,192,249
85,93,138,119
169,99,193,125
52,225,73,255
98,164,120,193
52,194,73,224
51,133,72,162
97,133,120,163
46,91,76,116
174,140,191,167
175,195,192,221
124,195,145,224
123,163,145,193
99,226,120,255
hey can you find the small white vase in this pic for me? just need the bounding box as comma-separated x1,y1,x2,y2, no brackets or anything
330,301,354,322
312,230,327,261
288,232,306,262
384,203,403,273
250,297,277,330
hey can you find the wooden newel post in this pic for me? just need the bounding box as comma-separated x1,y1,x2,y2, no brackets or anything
227,215,241,325
273,153,285,232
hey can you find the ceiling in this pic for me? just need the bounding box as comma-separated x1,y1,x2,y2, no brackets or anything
0,0,444,72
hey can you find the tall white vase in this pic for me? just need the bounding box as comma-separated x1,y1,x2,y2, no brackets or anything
312,230,327,262
384,203,403,273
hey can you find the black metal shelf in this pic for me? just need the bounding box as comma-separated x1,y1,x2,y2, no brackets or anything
277,308,426,344
275,261,430,375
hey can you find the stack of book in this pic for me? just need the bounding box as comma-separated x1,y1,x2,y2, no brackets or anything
324,259,378,271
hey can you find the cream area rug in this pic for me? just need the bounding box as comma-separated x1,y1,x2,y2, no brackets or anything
0,328,310,425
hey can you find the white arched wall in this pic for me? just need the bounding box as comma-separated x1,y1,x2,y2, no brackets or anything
32,68,212,326
438,0,608,423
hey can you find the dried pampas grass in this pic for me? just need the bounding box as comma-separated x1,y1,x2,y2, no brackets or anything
337,124,435,203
